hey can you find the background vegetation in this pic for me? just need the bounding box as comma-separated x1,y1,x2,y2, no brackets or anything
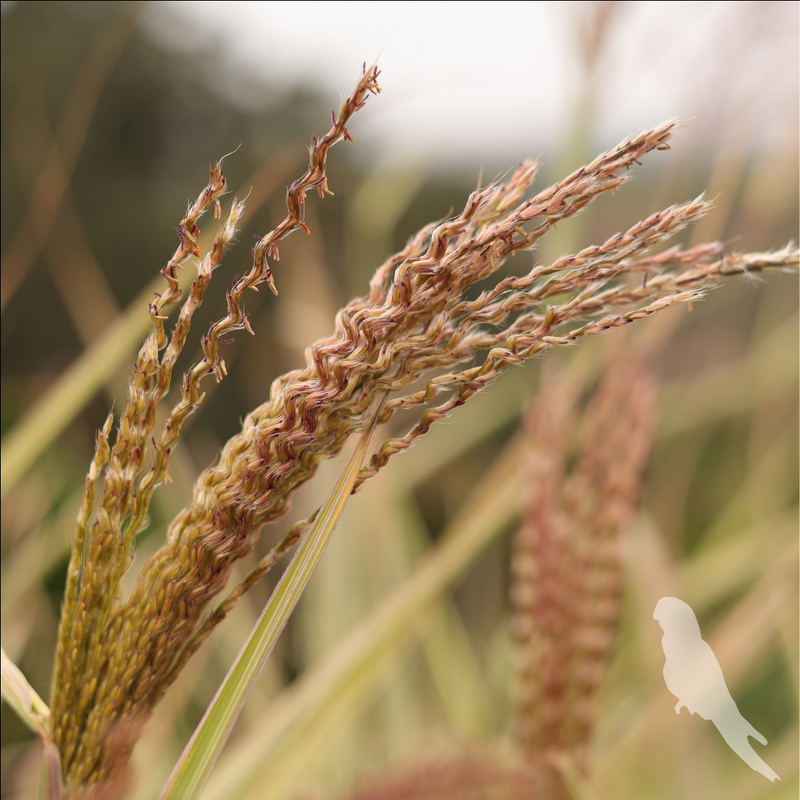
1,2,797,798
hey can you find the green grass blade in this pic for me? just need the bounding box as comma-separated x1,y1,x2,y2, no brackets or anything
157,405,383,800
1,645,51,739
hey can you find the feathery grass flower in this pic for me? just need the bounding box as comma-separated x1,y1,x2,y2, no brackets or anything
512,361,656,786
46,63,798,797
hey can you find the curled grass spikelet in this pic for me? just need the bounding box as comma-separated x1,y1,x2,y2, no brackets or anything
251,61,380,287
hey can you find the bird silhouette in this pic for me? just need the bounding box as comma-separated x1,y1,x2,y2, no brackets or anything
654,596,779,782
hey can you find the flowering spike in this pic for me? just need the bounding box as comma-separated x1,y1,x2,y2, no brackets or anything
46,62,798,796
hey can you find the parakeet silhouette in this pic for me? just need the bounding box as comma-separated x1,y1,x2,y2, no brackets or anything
654,596,779,782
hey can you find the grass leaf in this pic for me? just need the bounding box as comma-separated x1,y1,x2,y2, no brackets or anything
1,645,50,739
0,647,62,799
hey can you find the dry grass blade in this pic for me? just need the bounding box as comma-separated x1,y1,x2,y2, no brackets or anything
0,2,143,310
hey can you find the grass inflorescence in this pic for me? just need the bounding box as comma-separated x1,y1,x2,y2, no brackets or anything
2,62,795,799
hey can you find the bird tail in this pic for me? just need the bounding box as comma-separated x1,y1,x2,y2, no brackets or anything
715,720,780,782
739,715,767,746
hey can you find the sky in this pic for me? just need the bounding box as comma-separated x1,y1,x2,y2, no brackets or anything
144,1,799,172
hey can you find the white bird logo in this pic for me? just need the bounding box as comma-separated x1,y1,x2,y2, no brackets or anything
654,596,779,782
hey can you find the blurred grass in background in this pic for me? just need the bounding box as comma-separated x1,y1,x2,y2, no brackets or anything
1,2,797,798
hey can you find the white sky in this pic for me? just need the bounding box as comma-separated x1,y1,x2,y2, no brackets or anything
147,1,798,170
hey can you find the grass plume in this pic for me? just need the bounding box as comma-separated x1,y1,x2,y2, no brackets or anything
512,361,656,790
30,62,799,798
